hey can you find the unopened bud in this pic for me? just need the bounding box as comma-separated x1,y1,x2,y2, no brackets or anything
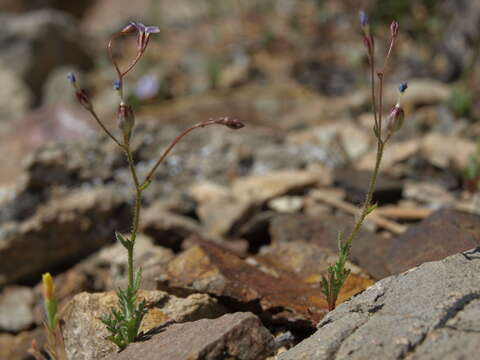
113,80,122,91
386,104,405,133
75,89,92,110
390,20,399,38
216,117,245,130
42,273,54,301
118,103,135,141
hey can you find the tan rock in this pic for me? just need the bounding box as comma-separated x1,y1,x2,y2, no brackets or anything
62,290,227,360
232,170,319,205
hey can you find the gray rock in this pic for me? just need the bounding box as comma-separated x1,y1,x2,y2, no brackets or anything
0,186,129,285
0,286,35,332
105,312,275,360
279,248,480,360
0,10,91,100
62,290,227,360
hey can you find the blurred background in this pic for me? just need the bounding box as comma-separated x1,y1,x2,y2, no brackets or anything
1,0,480,358
0,0,479,185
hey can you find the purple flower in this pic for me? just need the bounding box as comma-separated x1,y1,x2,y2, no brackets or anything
127,21,160,51
359,10,369,28
399,81,408,93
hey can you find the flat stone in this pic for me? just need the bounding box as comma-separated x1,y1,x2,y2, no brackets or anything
334,167,403,205
232,170,319,205
105,312,274,360
0,186,129,285
0,286,35,332
270,213,392,279
279,248,480,360
62,290,227,360
387,209,480,274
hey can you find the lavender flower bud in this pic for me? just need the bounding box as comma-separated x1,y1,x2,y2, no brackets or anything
390,20,399,38
67,72,76,84
359,10,369,28
386,104,405,134
118,103,135,141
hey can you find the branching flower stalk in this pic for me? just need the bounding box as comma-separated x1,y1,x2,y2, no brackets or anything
68,22,244,350
321,12,408,311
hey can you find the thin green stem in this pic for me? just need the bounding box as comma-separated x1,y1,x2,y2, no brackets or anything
344,140,384,248
124,143,143,287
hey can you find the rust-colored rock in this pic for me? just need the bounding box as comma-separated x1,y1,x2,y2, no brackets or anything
387,209,480,274
160,238,370,327
105,312,274,360
255,241,374,304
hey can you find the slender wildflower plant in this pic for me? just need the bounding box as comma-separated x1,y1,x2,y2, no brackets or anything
68,22,244,350
321,11,408,311
29,273,67,360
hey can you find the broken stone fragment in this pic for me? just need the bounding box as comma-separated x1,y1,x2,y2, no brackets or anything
104,312,274,360
232,170,319,205
387,208,480,274
61,290,227,360
0,186,129,285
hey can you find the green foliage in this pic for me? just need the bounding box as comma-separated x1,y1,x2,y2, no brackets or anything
321,233,351,311
116,231,133,251
100,270,147,350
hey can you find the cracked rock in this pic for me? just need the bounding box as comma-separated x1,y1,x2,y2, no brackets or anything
279,247,480,360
